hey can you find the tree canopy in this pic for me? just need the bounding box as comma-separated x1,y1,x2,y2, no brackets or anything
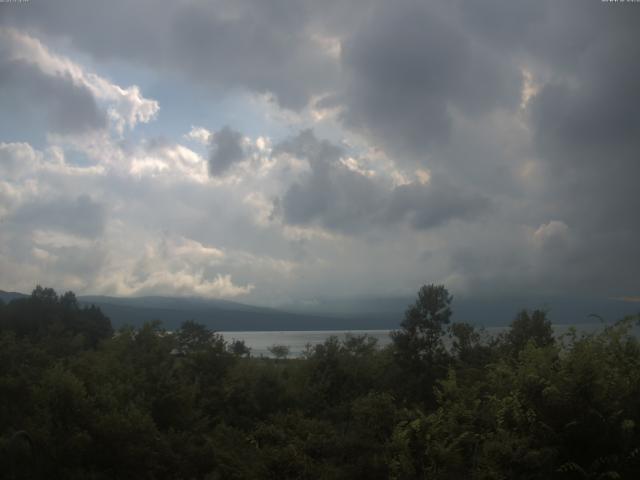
1,285,639,479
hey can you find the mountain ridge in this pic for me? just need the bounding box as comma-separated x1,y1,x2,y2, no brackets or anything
2,290,638,331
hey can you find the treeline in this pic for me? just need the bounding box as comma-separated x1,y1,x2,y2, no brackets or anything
1,285,640,479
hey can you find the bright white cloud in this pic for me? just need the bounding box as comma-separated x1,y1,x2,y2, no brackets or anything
94,236,252,298
130,144,208,181
0,27,159,134
184,126,212,145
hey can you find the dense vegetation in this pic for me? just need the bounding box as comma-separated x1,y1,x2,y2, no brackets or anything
1,285,639,479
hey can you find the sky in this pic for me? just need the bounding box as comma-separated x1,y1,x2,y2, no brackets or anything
0,0,639,308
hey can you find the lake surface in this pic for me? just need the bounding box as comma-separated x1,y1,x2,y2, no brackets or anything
220,323,613,357
220,330,393,357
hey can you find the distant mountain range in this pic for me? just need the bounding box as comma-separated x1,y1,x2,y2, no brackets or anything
1,289,638,331
77,294,391,331
0,290,396,331
0,290,27,304
280,293,640,328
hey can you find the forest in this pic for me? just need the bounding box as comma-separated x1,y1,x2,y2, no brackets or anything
1,285,640,479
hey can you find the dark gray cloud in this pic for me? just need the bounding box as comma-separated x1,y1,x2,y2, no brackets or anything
9,194,106,238
347,0,639,298
275,130,384,233
338,0,521,161
520,2,640,296
386,182,490,231
0,58,106,135
276,130,490,234
208,126,246,176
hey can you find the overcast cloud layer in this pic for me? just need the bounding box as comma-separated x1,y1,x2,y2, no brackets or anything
0,0,638,306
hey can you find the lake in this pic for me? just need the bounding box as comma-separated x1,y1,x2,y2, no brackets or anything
219,329,393,357
219,323,613,357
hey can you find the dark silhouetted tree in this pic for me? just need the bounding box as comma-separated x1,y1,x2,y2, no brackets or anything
504,309,554,355
391,284,453,405
228,339,251,357
268,344,290,360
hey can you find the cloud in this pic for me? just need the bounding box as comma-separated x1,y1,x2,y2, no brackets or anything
386,181,490,230
131,140,208,181
338,0,521,161
1,0,341,111
0,135,299,300
184,126,212,145
532,220,569,249
519,2,640,295
275,130,490,233
97,236,253,298
0,42,106,135
208,126,247,176
9,194,106,238
1,1,639,303
0,142,40,180
0,28,158,135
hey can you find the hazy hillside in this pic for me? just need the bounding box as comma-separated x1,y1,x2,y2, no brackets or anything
0,290,27,304
3,290,637,331
283,294,640,328
76,295,396,331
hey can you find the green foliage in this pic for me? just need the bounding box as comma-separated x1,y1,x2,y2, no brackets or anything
268,344,291,360
502,309,555,356
228,339,251,357
392,284,453,363
0,285,112,350
391,284,454,406
1,286,640,479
